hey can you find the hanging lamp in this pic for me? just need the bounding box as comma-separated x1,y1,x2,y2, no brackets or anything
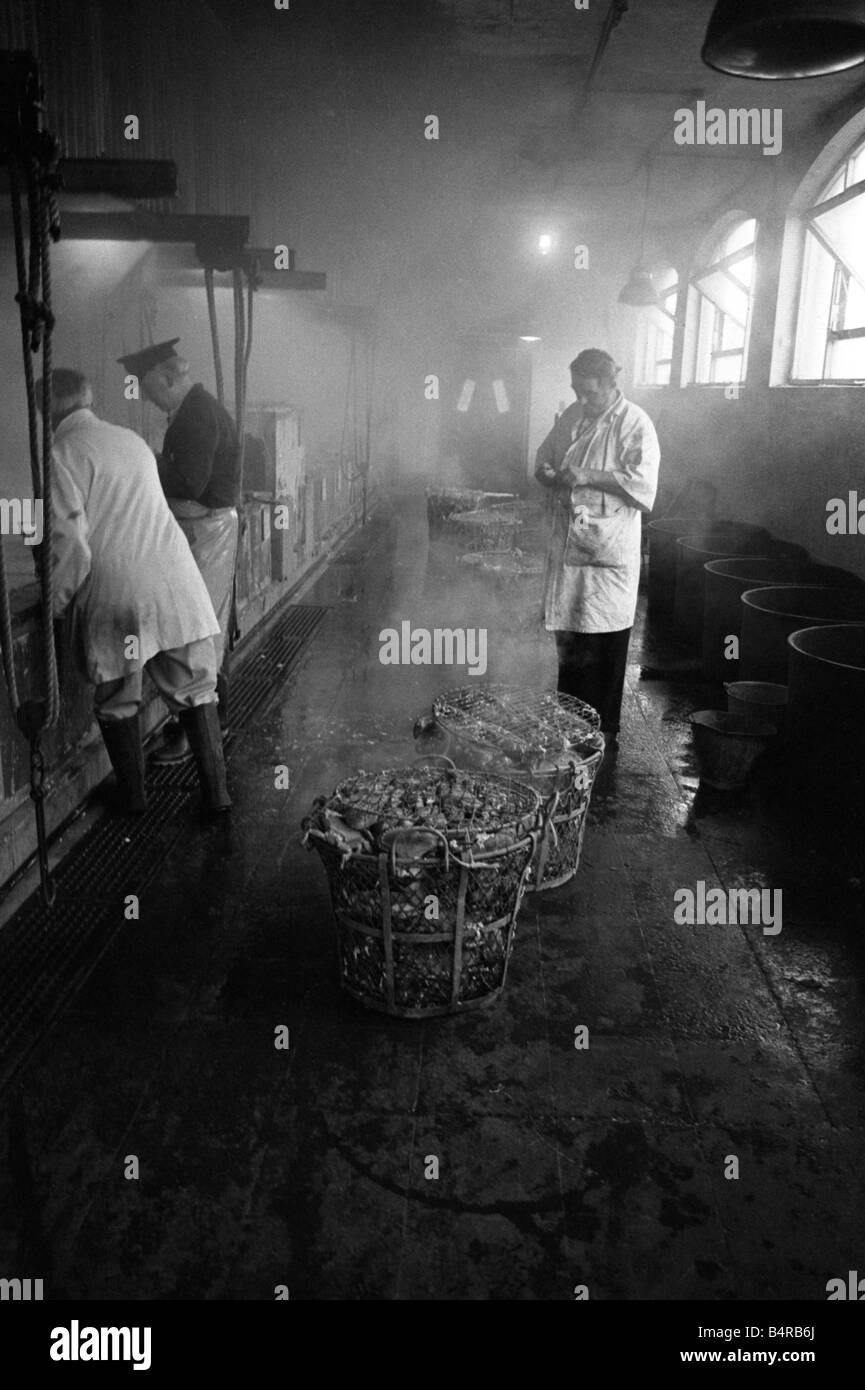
618,159,659,308
702,0,865,79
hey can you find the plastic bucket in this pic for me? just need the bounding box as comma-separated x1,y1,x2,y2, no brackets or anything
740,586,865,683
674,529,784,646
724,682,788,740
702,557,814,681
787,624,865,819
689,709,776,789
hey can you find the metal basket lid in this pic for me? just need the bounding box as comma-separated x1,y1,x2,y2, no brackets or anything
325,764,540,844
429,684,603,770
425,487,514,502
451,508,523,529
478,551,544,577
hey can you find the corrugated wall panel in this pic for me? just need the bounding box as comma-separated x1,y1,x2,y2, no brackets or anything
0,0,257,219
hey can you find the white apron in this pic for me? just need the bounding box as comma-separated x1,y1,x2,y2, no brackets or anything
540,393,660,633
50,409,220,684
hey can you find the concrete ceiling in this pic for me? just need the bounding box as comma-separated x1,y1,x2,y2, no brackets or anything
199,0,865,330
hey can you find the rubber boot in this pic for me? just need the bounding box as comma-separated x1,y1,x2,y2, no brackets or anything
151,716,193,764
216,670,230,734
99,713,147,815
178,702,232,817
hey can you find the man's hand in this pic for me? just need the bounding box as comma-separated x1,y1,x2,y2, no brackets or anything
536,462,558,483
562,465,590,488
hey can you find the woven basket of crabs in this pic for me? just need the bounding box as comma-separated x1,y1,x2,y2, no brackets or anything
301,759,541,1017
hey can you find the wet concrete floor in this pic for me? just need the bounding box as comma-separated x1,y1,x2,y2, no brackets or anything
1,493,864,1300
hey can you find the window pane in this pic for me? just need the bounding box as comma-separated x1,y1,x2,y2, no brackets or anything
821,167,846,201
812,192,865,288
724,219,757,255
826,335,865,380
711,353,743,384
727,253,754,290
843,274,865,329
695,266,749,324
793,230,834,379
721,314,745,351
695,296,716,382
847,141,865,187
654,362,671,386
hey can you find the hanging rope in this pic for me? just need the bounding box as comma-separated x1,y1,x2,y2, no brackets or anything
204,265,225,406
1,64,62,906
225,260,256,653
6,146,61,733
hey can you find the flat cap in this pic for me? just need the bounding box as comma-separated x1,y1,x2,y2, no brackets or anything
116,338,180,377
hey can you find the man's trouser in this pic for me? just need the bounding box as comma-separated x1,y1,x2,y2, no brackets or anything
554,628,632,736
94,638,218,721
168,500,239,671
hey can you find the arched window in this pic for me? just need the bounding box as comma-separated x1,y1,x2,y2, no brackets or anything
689,217,757,384
635,268,678,386
793,137,865,382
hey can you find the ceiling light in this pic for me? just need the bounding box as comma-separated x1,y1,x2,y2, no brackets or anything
538,233,553,254
702,0,865,79
617,159,660,308
618,269,660,307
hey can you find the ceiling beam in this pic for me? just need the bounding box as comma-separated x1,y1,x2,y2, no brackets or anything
0,209,250,244
0,158,178,199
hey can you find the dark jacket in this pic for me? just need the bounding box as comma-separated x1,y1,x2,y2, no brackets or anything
159,384,240,509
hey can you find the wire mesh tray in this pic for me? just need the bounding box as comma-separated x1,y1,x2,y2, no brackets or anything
422,685,603,774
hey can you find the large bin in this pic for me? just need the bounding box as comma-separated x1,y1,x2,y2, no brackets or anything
674,529,799,646
647,516,711,620
787,624,865,825
740,586,865,683
702,556,814,681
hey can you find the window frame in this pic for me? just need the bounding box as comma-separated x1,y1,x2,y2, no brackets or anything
634,267,678,388
792,154,865,384
687,217,758,386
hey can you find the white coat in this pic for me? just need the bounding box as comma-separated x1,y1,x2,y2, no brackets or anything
50,408,219,684
535,392,660,633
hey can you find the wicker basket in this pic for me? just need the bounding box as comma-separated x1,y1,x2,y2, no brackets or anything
414,686,604,891
302,762,541,1017
488,500,549,553
445,507,523,551
426,488,514,539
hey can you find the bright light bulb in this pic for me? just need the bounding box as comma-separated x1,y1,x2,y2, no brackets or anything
538,234,553,255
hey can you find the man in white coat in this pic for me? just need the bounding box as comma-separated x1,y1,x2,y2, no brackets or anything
535,349,660,745
42,368,232,817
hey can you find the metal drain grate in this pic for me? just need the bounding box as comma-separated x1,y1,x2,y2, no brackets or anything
0,602,329,1090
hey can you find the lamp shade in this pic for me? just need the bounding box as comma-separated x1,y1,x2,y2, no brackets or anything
618,269,659,307
702,0,865,79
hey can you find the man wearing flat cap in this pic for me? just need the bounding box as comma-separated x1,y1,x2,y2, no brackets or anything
117,339,240,763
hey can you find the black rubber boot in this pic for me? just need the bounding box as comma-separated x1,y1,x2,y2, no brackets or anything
178,703,232,817
216,670,230,734
151,716,192,764
99,713,147,815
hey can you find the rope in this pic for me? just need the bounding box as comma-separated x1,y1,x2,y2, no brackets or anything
204,265,225,406
36,156,59,728
1,85,63,904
